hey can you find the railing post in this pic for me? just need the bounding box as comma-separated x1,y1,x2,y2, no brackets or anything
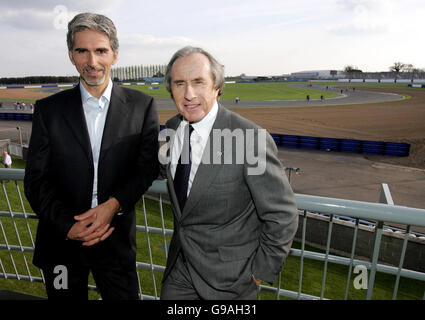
158,194,168,260
320,214,334,300
366,221,384,300
275,271,282,300
344,218,360,300
0,182,20,279
297,210,307,299
392,225,411,300
141,196,158,299
0,256,7,279
2,181,33,281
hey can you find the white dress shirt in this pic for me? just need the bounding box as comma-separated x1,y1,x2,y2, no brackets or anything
80,80,113,208
171,101,219,196
3,153,12,166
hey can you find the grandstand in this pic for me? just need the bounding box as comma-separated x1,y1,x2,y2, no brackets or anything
291,70,344,80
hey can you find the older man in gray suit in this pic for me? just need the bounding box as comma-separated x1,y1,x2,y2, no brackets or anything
160,46,298,300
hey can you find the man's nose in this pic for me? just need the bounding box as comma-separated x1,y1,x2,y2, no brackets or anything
87,52,97,67
184,85,196,100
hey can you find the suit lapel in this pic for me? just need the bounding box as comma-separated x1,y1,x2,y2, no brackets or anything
165,114,184,219
182,104,229,218
100,84,131,156
61,84,92,160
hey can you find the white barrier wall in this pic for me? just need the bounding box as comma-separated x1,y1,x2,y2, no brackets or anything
338,78,425,84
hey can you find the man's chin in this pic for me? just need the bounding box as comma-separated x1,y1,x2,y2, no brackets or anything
82,75,106,86
182,113,204,123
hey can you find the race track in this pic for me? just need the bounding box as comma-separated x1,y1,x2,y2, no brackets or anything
153,84,404,110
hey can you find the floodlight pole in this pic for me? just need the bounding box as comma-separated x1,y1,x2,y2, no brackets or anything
284,167,300,184
16,126,23,147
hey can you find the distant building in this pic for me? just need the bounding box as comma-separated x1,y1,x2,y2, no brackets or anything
143,77,164,84
291,70,344,80
240,75,259,81
238,75,292,82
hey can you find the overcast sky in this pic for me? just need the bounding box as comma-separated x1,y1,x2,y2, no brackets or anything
1,0,424,77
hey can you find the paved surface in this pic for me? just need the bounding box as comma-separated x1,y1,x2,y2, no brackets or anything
0,84,404,111
0,120,32,145
141,85,405,110
277,146,425,234
278,146,425,209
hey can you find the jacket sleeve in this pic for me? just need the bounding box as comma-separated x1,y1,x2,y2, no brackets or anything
24,102,75,239
244,130,299,284
111,97,160,212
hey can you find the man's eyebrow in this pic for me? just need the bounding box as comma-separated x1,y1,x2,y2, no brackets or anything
173,77,206,84
193,77,205,82
73,47,109,51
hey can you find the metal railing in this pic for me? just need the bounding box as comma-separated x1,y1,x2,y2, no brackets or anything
1,168,425,300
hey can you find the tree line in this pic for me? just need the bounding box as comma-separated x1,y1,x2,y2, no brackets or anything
0,64,167,85
345,62,425,74
110,64,167,81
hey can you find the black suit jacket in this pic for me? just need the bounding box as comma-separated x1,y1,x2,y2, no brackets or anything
24,83,159,268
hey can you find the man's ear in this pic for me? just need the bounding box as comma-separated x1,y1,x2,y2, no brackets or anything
68,50,75,65
112,50,118,65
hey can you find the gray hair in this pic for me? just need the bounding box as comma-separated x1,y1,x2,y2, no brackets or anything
165,46,225,97
67,13,119,52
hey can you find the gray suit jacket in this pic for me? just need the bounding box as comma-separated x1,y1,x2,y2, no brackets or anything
163,104,298,299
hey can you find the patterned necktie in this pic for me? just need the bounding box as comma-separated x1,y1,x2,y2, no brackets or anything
173,124,194,211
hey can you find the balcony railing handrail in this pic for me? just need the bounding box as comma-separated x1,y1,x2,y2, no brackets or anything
296,193,425,227
1,168,425,300
3,168,425,227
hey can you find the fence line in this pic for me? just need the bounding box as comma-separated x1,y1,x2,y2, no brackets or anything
0,111,411,156
1,168,425,300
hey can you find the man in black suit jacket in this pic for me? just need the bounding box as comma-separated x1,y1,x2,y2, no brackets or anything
24,13,159,300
